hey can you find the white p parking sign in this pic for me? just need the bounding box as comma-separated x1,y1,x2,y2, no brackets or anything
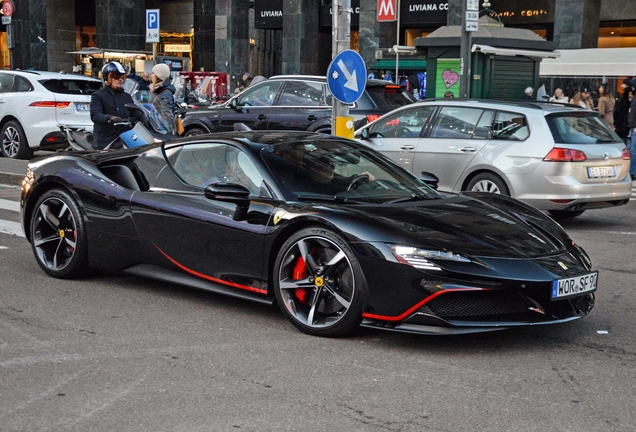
146,9,160,43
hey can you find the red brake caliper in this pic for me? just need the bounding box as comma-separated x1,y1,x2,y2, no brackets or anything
292,256,308,304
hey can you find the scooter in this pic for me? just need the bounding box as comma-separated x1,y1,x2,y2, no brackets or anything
60,90,178,152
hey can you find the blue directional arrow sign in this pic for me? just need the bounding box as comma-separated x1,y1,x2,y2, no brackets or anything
327,49,367,104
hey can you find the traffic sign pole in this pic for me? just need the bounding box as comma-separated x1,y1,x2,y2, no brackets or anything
331,0,354,139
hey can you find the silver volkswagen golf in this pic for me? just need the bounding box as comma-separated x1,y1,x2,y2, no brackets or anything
355,99,631,218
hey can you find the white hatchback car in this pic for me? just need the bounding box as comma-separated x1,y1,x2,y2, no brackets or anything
0,70,102,159
356,99,632,218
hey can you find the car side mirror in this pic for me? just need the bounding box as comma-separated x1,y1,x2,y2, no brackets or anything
229,98,238,109
204,182,250,220
420,172,439,190
360,128,369,140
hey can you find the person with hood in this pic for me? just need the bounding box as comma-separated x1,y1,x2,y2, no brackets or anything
90,61,144,150
151,63,176,113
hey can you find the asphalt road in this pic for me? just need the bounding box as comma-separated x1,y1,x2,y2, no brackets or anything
1,181,635,432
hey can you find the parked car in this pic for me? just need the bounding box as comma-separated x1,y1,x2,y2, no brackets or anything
21,131,596,337
355,99,632,218
0,70,102,159
178,75,416,137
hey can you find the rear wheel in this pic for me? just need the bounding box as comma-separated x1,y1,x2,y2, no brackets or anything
548,210,585,219
1,120,33,159
273,227,364,337
30,189,89,278
184,127,207,137
466,172,510,195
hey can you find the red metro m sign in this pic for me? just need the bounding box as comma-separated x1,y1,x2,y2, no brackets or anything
377,0,397,21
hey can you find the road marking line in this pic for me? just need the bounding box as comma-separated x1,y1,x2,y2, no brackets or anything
0,220,24,237
0,198,20,212
0,246,8,250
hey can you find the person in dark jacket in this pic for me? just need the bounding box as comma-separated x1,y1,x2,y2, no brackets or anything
150,63,176,113
614,78,633,144
628,79,636,181
90,61,143,150
138,72,151,91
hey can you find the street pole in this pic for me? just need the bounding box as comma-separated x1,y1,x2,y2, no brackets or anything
394,0,400,84
331,0,353,137
459,0,474,98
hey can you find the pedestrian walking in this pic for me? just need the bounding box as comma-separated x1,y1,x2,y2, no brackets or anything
549,88,569,103
597,84,615,129
522,87,533,100
627,79,636,180
614,78,633,144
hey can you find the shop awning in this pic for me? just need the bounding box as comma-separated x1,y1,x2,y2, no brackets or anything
371,59,427,70
539,47,636,77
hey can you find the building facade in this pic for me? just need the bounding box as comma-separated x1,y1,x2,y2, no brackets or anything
1,0,634,92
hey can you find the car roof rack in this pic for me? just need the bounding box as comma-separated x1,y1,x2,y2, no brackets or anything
415,98,585,110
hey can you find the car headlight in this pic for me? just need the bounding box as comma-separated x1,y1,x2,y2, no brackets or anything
390,245,471,271
21,168,35,193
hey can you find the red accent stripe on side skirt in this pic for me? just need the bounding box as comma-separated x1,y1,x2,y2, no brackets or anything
155,245,267,295
362,288,484,322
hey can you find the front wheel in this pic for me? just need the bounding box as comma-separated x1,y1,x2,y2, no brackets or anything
184,127,208,137
1,120,33,159
273,227,364,337
30,189,89,278
466,172,510,195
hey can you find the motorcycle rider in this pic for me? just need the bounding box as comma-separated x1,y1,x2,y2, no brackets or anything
90,61,143,150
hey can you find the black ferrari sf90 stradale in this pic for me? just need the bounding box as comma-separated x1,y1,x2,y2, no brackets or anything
20,131,596,337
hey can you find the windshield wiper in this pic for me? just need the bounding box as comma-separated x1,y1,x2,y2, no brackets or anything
386,193,437,204
296,193,360,204
596,138,616,143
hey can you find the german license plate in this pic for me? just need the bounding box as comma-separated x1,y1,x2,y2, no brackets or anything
587,166,615,178
551,271,598,300
75,103,90,112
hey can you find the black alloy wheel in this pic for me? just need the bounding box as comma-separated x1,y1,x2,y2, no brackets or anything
30,189,89,278
184,127,207,137
273,227,364,337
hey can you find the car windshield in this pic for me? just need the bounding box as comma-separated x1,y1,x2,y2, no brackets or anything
39,79,101,95
546,112,622,144
261,136,440,203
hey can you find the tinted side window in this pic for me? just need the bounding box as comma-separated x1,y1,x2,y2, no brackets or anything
369,106,435,138
0,74,15,93
237,81,282,107
39,79,101,95
430,107,483,139
16,77,33,92
167,143,265,196
492,112,529,141
278,81,326,107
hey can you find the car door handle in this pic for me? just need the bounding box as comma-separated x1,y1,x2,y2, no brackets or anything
459,147,477,153
306,115,317,121
400,145,416,150
257,114,267,121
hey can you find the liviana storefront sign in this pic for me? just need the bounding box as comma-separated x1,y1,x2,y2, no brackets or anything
164,44,191,53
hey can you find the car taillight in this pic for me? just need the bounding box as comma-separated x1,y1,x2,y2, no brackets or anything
366,114,382,123
622,147,630,160
29,101,71,109
384,85,400,93
543,147,587,162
